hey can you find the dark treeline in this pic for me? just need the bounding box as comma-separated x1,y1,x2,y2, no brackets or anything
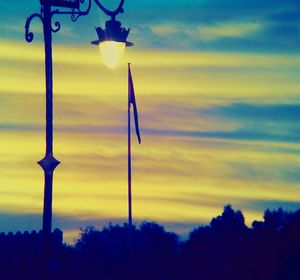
0,205,299,280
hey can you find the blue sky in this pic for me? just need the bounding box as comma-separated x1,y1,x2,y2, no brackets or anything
0,1,299,242
1,0,299,52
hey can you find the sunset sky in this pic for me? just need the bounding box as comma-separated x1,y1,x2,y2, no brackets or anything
0,0,299,243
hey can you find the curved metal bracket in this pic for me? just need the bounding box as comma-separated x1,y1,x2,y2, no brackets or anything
51,20,61,33
94,0,124,19
25,13,44,42
51,0,91,22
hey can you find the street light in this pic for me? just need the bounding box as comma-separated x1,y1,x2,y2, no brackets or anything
25,0,132,237
25,0,133,274
91,1,133,68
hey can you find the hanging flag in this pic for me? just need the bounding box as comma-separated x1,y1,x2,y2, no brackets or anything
128,63,141,144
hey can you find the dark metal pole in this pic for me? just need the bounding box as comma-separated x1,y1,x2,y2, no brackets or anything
37,2,60,238
128,91,132,228
127,73,134,270
43,4,53,157
25,0,92,239
25,2,93,278
35,4,60,279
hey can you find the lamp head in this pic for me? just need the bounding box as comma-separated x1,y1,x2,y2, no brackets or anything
91,20,133,69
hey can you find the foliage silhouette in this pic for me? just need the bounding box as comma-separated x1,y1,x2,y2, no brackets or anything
0,205,299,280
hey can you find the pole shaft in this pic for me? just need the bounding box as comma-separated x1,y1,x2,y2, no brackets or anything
42,3,54,236
41,5,57,279
43,172,54,233
128,102,132,227
44,4,53,156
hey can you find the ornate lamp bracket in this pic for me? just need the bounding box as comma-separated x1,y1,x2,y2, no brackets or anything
25,0,92,43
94,0,125,20
25,13,44,43
51,0,92,22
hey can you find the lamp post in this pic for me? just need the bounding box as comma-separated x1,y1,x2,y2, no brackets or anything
25,0,133,267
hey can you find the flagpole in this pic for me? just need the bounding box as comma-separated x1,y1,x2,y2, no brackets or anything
128,63,133,230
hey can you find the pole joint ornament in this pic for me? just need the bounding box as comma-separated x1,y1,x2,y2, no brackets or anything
38,154,61,174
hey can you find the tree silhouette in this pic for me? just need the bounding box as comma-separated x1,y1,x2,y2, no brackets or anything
74,222,180,280
210,204,247,233
182,205,249,280
0,206,299,280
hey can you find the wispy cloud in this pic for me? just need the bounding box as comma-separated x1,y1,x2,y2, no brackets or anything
150,24,177,36
193,22,262,41
151,21,262,42
1,0,299,52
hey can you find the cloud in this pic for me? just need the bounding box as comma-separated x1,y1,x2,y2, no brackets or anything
150,24,177,36
193,22,262,41
145,17,298,52
124,0,300,52
1,40,299,105
209,103,300,121
150,21,263,43
229,161,300,184
1,0,299,52
1,4,300,252
198,103,300,143
1,126,299,244
143,128,300,143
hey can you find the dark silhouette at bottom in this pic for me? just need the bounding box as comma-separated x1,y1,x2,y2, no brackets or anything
0,205,299,280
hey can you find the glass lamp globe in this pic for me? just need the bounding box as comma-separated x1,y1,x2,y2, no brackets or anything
99,41,126,69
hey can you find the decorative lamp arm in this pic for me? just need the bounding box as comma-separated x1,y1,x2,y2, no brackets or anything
25,13,44,42
51,0,92,22
25,0,127,43
93,0,125,20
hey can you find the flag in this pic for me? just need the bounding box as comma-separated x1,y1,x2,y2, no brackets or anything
128,63,141,144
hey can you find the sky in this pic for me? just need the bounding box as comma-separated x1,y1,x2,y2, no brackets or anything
0,0,299,243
